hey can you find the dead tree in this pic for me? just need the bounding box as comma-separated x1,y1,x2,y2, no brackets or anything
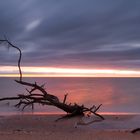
0,39,104,120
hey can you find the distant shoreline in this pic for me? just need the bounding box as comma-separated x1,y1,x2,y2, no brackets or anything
0,112,140,116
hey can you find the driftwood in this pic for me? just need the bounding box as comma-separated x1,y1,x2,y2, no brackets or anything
131,128,140,134
0,39,104,121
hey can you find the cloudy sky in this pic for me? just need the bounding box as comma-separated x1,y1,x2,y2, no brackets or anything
0,0,140,76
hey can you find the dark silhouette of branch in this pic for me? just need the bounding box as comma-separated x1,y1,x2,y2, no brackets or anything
0,39,22,81
63,93,68,104
131,128,140,134
0,39,104,122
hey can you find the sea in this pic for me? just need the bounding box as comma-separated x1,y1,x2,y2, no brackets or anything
0,77,140,115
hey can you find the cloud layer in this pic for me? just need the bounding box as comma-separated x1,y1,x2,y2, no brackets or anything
0,0,140,70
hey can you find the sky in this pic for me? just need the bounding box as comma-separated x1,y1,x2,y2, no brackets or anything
0,0,140,77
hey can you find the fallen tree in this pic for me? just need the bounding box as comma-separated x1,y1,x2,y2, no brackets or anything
0,39,104,121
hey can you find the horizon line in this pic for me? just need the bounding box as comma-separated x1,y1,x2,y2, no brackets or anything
1,74,140,78
1,66,140,77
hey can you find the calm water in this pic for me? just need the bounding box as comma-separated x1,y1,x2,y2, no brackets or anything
0,77,140,114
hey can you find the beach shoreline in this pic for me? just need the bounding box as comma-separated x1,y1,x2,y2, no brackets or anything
0,114,140,140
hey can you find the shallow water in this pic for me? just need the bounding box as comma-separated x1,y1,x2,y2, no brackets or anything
0,77,140,114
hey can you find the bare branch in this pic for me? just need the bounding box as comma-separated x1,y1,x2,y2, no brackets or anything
63,93,68,104
0,39,104,122
0,39,22,81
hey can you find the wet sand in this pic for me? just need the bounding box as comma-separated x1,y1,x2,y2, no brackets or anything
0,114,140,140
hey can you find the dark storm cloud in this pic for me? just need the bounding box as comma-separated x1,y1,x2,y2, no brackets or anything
0,0,140,69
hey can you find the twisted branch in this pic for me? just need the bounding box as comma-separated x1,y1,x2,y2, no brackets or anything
0,39,104,122
0,39,22,81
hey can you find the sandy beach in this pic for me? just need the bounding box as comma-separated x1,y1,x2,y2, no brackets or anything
0,114,139,140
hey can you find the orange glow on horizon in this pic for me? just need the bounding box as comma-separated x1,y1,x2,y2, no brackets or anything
1,66,140,77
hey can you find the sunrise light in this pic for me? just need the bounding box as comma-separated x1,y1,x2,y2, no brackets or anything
0,66,140,77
